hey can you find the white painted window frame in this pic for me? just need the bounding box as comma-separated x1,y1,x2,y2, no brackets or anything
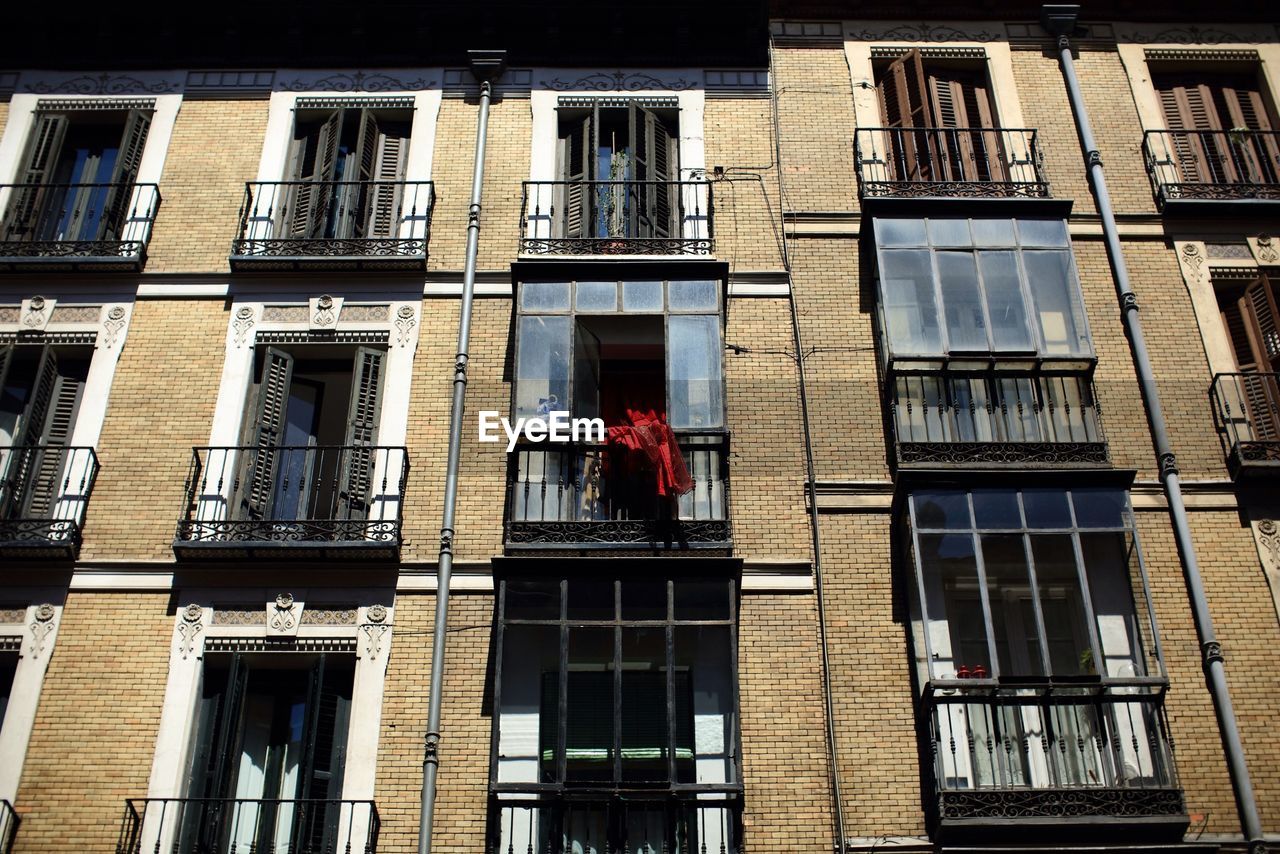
0,596,66,806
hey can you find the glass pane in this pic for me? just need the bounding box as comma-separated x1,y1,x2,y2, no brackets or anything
981,533,1046,677
880,249,942,355
1023,489,1072,528
622,579,668,620
937,251,986,351
674,625,736,784
1018,218,1069,247
568,579,615,621
1029,534,1094,677
1024,250,1089,356
876,218,927,247
674,579,732,621
928,218,972,246
1071,489,1127,529
969,218,1017,247
621,627,669,782
566,627,615,783
668,280,719,311
516,315,571,418
977,251,1032,351
576,281,618,312
972,489,1021,529
498,624,561,784
521,281,571,312
505,579,561,621
917,532,991,680
1080,532,1146,677
667,315,724,428
912,491,971,529
623,280,664,312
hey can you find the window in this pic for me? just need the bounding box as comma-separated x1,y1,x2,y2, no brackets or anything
874,217,1091,363
237,345,385,523
1212,273,1280,447
282,106,411,241
492,576,740,854
2,108,151,244
0,650,16,733
0,344,89,522
1152,70,1280,187
182,653,353,852
556,101,678,240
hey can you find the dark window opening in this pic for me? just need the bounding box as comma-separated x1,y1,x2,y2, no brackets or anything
0,651,17,732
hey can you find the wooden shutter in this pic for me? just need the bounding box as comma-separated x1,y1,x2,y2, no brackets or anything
337,347,385,521
287,110,344,238
1237,276,1280,441
99,109,152,240
205,654,249,801
1155,74,1239,184
879,50,936,181
243,348,294,520
927,68,1003,182
630,105,676,240
358,113,410,238
559,109,595,239
2,114,68,240
0,347,57,519
20,369,84,518
297,655,353,851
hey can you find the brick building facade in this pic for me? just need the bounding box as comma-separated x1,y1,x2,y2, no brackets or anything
0,2,1277,853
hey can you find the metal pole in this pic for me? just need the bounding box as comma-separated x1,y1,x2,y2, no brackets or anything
1041,8,1265,852
418,49,506,854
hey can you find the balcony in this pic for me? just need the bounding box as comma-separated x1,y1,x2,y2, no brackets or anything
1211,372,1280,481
855,128,1049,201
504,431,730,551
116,798,378,854
0,800,16,854
0,445,99,560
173,445,407,561
0,182,159,271
921,683,1186,843
889,372,1107,469
519,180,713,256
230,180,433,271
490,795,740,854
1144,129,1280,211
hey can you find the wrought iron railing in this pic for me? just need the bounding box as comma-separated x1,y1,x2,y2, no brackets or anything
231,180,434,270
174,445,407,559
855,127,1049,199
116,798,379,854
1143,129,1280,207
504,430,730,549
0,182,160,268
0,800,17,854
890,372,1106,467
489,795,740,854
519,180,713,255
0,444,99,558
1211,372,1280,478
922,684,1183,826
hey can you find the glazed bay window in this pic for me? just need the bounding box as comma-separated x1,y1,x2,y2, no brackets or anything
904,488,1185,839
507,277,729,549
491,576,741,854
875,217,1105,467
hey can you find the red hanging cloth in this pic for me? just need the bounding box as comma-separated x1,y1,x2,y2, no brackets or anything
605,407,694,498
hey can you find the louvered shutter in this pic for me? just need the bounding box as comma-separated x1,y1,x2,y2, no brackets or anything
297,655,353,851
20,371,84,519
0,346,12,403
243,348,294,520
205,654,249,801
880,50,935,181
360,115,409,239
630,105,676,240
1238,276,1280,441
2,114,68,241
337,347,384,521
0,347,57,519
1220,81,1280,184
1156,75,1234,185
559,110,594,239
287,110,344,238
99,109,152,241
927,69,1003,182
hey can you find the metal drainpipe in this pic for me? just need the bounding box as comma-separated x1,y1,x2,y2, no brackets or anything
1041,7,1265,852
418,48,506,854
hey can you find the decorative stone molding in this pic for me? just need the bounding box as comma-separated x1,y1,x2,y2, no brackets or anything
26,604,56,660
1143,48,1261,62
358,604,391,659
267,593,301,638
1117,25,1270,45
366,603,388,624
49,305,102,324
1205,242,1253,260
847,22,1003,42
295,95,416,110
0,307,18,325
1250,235,1279,266
869,46,988,59
101,305,128,349
232,306,256,348
277,71,438,93
395,305,418,347
20,296,54,334
23,72,181,95
260,305,309,323
300,607,358,626
339,304,390,323
1249,512,1280,628
185,70,275,98
212,608,263,627
0,609,27,625
540,71,698,92
310,295,343,332
1177,241,1208,281
176,604,204,660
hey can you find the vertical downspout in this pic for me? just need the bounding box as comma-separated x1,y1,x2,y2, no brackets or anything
418,48,506,854
1041,7,1265,852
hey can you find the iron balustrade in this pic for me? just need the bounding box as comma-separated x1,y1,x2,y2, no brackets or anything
1143,129,1280,207
0,444,99,558
890,372,1107,467
0,800,16,854
489,795,741,854
175,445,408,560
504,431,730,549
855,127,1049,199
231,180,434,270
519,180,713,255
116,798,379,854
1211,372,1280,479
922,684,1184,828
0,182,160,269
